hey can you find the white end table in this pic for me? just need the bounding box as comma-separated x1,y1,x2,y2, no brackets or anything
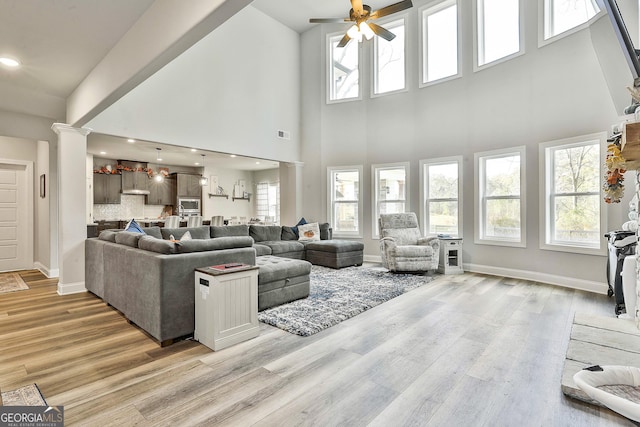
194,264,259,351
438,237,464,275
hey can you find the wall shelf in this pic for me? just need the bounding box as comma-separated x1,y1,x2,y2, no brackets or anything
208,193,228,199
232,196,251,202
622,122,640,169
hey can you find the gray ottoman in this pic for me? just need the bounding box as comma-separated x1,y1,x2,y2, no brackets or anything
256,256,311,311
305,240,364,269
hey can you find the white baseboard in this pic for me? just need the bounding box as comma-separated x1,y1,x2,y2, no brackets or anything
34,262,59,278
57,281,86,295
464,263,608,295
364,254,382,263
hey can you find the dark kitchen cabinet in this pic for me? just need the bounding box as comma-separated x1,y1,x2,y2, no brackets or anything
176,173,202,198
121,171,149,193
93,173,121,204
146,179,175,205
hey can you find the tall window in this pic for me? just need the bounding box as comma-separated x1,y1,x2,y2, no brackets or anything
476,0,522,67
328,32,359,102
373,162,409,236
475,147,526,246
421,0,460,85
373,18,406,95
256,181,280,224
544,0,599,40
540,134,605,254
421,157,462,236
328,166,363,237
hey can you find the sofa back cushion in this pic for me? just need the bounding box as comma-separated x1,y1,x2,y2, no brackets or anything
281,226,297,241
176,236,254,253
98,230,117,242
115,231,144,247
211,224,249,238
250,225,282,242
319,223,332,240
138,235,177,254
161,226,209,240
141,226,162,239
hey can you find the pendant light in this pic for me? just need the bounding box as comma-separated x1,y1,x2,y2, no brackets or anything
199,154,208,186
155,148,164,182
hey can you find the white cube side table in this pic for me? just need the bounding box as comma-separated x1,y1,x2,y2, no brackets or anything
438,238,464,275
194,264,259,351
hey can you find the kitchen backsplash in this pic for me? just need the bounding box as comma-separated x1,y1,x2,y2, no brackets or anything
93,194,165,220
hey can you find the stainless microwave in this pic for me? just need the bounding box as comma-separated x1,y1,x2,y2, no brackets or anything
177,198,200,214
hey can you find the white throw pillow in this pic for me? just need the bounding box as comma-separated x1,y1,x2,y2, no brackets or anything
298,222,320,241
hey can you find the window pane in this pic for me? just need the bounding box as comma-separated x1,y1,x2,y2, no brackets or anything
379,168,406,200
334,171,359,200
429,163,458,198
335,202,359,232
485,198,520,239
553,195,600,243
553,144,599,193
425,4,458,82
330,34,359,100
485,155,520,196
429,201,459,234
380,202,405,214
548,0,599,39
375,19,405,94
479,0,520,65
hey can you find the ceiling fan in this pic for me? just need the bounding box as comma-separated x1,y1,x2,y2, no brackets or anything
310,0,413,47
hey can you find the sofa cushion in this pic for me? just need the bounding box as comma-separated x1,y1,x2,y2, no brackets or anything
176,236,255,253
298,222,320,242
254,243,273,256
161,226,209,240
211,224,249,238
281,226,298,241
305,240,364,253
250,225,282,242
390,245,434,257
319,223,331,240
98,230,117,242
256,255,312,283
115,231,143,247
138,235,177,254
141,226,162,239
259,240,305,256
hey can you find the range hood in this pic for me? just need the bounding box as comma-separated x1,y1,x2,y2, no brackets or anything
119,160,151,195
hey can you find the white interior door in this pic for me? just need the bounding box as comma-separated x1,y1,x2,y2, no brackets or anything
0,162,31,272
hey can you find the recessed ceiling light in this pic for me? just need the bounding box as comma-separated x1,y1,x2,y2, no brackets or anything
100,151,106,155
256,161,261,165
127,139,135,143
0,57,20,68
194,162,200,165
190,149,197,152
230,154,237,158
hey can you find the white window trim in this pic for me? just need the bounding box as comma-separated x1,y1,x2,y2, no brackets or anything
371,15,409,98
474,146,527,247
419,0,463,88
473,0,525,72
327,30,362,104
419,155,463,237
372,161,410,239
538,0,605,48
327,165,364,238
538,132,607,256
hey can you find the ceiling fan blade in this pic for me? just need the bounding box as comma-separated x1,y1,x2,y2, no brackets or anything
350,0,365,17
368,22,396,42
309,18,350,23
370,0,413,20
337,33,352,48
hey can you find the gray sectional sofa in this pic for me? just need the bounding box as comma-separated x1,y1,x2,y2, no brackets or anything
85,223,363,346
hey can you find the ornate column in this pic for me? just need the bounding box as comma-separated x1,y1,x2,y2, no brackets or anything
51,123,92,295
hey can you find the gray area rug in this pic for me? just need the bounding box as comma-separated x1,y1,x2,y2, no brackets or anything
0,272,28,294
258,265,436,336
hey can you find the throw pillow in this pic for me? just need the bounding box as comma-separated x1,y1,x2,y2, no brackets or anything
124,219,145,234
290,217,307,238
169,230,192,243
298,222,320,241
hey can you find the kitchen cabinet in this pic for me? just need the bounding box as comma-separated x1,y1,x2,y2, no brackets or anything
93,173,121,204
146,179,175,205
177,173,202,198
121,171,149,194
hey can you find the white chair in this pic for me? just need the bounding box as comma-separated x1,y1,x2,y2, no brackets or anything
228,216,239,225
264,215,275,225
379,212,440,272
164,216,181,228
187,216,203,227
211,215,224,226
239,216,248,224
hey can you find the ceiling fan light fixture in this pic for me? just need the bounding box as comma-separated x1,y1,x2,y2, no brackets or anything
347,24,362,42
360,22,375,40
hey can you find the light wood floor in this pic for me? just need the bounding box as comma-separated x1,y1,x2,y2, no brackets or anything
0,269,634,426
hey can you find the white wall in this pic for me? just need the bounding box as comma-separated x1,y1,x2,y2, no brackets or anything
202,166,254,220
86,5,301,164
300,1,629,291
